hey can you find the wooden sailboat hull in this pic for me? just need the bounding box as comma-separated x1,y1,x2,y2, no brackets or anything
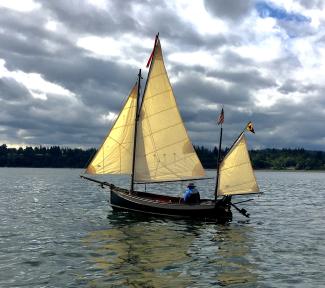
109,186,232,222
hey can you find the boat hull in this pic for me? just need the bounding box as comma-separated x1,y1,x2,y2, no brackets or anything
109,186,232,222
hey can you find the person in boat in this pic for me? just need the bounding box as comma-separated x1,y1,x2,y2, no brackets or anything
183,183,200,204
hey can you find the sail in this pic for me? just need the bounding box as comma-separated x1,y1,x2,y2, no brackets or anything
86,84,138,175
134,40,206,182
217,133,259,196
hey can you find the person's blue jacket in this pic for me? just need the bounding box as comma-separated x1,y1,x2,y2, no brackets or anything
183,188,193,202
183,187,200,203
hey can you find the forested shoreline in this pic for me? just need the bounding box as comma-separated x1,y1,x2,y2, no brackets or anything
0,144,324,170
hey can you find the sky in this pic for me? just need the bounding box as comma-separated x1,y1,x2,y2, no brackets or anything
0,0,324,150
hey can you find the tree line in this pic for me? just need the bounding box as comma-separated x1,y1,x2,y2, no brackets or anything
0,144,324,170
0,144,96,168
195,146,325,170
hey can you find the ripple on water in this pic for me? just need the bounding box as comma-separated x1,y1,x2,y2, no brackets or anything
0,169,324,287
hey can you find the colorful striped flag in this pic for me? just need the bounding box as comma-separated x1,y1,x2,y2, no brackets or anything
217,108,224,125
246,121,255,133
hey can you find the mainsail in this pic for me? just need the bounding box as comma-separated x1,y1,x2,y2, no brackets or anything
86,84,138,175
217,133,259,196
86,38,205,183
134,40,205,182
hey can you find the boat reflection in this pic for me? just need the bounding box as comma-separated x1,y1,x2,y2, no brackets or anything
83,212,257,287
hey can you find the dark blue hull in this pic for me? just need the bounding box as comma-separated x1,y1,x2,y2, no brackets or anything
109,186,232,223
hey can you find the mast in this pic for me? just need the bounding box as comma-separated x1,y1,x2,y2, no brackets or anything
214,125,223,204
130,69,142,193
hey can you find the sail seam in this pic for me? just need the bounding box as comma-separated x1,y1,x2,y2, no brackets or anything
148,71,166,80
138,137,188,157
141,105,177,120
221,161,250,171
220,180,255,193
96,136,133,173
144,87,172,101
135,154,200,181
142,121,182,137
140,104,161,179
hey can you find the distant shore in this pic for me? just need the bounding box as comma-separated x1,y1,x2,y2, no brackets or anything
1,167,324,172
1,144,324,170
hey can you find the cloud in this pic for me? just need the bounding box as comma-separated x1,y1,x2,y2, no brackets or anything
0,0,324,151
204,0,254,21
0,77,31,101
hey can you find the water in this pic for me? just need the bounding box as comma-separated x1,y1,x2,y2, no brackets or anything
0,168,324,288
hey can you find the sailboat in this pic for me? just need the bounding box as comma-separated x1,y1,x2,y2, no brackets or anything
81,34,260,222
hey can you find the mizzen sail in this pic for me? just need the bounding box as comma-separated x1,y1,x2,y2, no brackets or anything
86,84,138,175
134,39,205,182
217,133,259,196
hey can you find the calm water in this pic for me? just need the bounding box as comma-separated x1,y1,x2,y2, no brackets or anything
0,168,324,288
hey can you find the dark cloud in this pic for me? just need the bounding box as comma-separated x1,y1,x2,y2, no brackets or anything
298,0,324,9
0,77,31,101
35,0,140,36
278,80,319,94
208,69,277,90
204,0,254,21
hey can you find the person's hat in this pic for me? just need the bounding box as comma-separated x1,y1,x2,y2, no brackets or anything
188,182,195,187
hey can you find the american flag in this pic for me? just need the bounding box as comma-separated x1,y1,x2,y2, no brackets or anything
217,108,224,125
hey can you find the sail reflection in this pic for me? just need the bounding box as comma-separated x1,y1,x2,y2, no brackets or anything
83,214,197,287
83,214,257,287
